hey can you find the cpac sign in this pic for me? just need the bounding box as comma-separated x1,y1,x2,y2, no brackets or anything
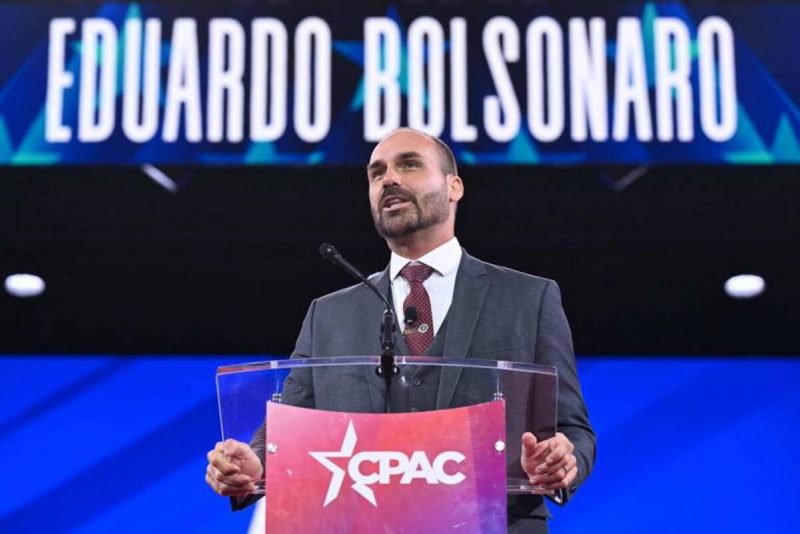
264,400,507,532
310,420,466,507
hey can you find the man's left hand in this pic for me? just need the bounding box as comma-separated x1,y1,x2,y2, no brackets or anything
520,432,578,491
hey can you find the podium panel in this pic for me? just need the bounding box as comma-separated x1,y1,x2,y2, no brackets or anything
264,400,507,533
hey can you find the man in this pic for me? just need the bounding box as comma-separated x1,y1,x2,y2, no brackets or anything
206,128,595,532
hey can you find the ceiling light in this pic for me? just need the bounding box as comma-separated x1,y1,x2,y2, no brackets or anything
4,273,47,298
724,274,765,299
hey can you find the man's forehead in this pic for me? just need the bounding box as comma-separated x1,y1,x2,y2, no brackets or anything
369,131,436,164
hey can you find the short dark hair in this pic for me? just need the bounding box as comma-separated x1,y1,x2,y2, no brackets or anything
382,128,458,177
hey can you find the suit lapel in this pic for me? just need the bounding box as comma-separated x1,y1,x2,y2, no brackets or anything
361,267,393,413
436,252,489,409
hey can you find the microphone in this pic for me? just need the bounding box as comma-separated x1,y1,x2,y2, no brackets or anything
319,244,392,309
319,243,399,395
319,243,392,310
404,306,418,325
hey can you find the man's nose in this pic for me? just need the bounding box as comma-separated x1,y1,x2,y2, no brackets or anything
382,167,402,186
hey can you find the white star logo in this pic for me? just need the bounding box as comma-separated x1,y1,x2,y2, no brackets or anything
309,420,377,507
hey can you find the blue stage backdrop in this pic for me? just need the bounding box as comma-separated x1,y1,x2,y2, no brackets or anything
0,355,798,533
0,1,798,165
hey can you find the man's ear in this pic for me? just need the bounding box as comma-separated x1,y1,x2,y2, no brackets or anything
448,175,464,202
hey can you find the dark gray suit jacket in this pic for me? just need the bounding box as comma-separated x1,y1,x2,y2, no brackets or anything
243,251,595,529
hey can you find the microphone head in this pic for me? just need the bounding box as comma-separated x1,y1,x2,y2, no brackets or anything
404,306,418,325
319,242,393,313
319,243,340,262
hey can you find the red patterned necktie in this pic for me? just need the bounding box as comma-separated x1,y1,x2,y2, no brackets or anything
399,263,435,355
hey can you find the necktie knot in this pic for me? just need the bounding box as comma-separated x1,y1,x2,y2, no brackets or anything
399,263,434,285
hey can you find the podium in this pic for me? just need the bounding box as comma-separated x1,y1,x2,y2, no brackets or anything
216,356,558,532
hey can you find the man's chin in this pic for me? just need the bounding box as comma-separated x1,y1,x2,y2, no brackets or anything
375,218,417,239
377,227,411,239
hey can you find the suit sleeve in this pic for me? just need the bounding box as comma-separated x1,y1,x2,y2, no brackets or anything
535,280,596,505
231,300,318,511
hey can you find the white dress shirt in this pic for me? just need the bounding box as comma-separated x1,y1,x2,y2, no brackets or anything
389,237,463,336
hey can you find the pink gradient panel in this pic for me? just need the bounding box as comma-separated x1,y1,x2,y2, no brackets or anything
265,400,507,533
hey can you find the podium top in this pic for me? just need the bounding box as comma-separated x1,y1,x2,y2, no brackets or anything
217,355,558,377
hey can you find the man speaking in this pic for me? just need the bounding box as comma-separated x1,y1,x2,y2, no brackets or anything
206,128,595,532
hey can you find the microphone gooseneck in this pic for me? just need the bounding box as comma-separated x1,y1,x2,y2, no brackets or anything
319,243,399,406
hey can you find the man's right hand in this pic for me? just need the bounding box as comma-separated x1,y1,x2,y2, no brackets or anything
206,439,263,497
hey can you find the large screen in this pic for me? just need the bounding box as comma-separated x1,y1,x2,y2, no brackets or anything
0,1,798,165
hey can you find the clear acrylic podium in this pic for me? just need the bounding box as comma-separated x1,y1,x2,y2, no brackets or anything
216,355,558,499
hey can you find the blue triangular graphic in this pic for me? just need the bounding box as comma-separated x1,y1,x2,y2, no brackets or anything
770,114,800,163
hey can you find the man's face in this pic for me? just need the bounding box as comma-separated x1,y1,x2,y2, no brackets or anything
367,131,452,239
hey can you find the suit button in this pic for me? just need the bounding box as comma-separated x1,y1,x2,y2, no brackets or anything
412,378,422,386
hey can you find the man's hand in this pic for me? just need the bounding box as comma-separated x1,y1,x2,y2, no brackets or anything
205,439,263,497
520,432,578,491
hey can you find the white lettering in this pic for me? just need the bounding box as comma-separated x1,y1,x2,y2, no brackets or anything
569,17,608,141
432,451,466,484
207,18,245,142
364,18,401,141
43,14,739,149
311,421,468,507
250,18,288,142
698,16,737,141
399,450,437,484
122,19,161,143
163,19,203,142
612,17,653,141
449,18,477,142
45,18,75,142
655,18,693,141
294,17,331,143
378,451,407,484
78,18,117,142
349,452,382,486
483,16,521,142
408,17,445,136
526,17,564,142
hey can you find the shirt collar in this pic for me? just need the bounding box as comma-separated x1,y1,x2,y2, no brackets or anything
390,237,462,280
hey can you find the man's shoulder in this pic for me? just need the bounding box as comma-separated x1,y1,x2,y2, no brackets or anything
314,273,383,306
467,254,556,291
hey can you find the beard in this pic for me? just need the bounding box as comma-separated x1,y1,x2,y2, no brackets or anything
372,183,450,239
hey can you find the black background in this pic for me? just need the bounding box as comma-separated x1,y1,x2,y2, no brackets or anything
2,164,798,355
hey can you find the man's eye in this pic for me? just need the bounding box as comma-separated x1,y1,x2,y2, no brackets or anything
370,170,385,180
403,161,419,168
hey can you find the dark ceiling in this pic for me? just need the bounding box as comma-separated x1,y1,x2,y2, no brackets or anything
1,164,798,355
